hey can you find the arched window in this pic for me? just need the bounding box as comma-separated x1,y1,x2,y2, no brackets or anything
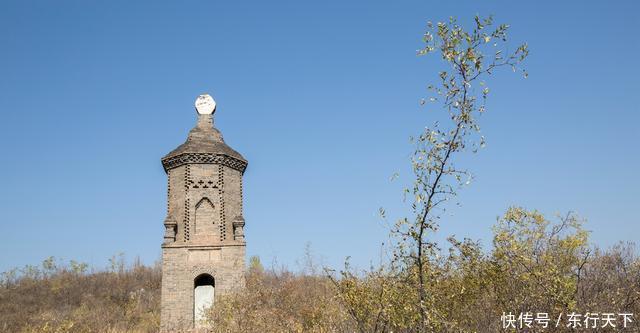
194,197,218,237
194,274,215,327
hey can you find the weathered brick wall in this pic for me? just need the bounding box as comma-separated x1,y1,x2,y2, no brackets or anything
160,162,246,331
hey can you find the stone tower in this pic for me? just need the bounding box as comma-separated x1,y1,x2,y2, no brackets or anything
160,94,247,331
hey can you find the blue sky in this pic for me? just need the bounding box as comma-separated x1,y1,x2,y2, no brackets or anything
0,0,638,273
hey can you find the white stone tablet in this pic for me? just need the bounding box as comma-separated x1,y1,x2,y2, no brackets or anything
195,94,216,115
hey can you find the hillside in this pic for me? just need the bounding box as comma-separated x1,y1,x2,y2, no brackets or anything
0,257,160,333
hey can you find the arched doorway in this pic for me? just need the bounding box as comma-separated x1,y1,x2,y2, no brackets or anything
194,274,215,327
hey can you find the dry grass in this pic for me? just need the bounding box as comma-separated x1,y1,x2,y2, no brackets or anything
0,256,160,333
206,259,353,333
1,242,638,333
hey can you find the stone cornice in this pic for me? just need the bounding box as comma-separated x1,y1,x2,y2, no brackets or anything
161,153,247,174
161,242,246,249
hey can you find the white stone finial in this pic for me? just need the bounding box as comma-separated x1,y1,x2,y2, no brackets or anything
195,94,216,115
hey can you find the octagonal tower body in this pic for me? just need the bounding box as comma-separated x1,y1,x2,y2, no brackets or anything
160,96,247,331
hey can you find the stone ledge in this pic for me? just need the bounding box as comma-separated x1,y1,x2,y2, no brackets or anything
161,242,246,249
161,153,247,174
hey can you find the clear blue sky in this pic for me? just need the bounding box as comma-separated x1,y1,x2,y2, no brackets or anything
1,0,638,273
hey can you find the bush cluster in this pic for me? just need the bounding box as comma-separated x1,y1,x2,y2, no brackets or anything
1,209,638,333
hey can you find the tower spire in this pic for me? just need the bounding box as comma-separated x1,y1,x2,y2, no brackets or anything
161,93,246,173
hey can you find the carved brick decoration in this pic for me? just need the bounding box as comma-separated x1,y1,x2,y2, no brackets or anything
160,108,247,332
162,153,247,174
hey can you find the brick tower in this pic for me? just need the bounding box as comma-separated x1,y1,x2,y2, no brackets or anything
160,94,247,331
